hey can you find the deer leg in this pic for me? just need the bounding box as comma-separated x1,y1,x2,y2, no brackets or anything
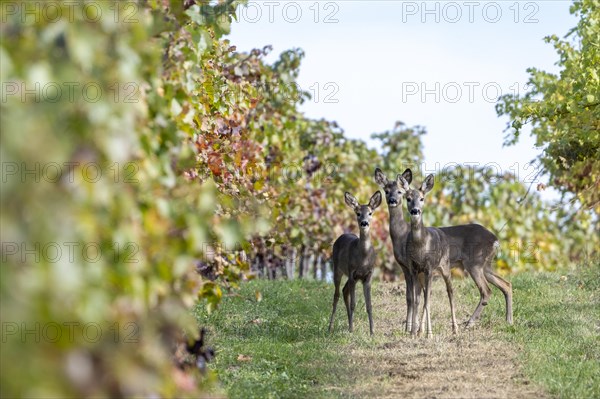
411,271,422,337
351,278,357,314
350,279,357,331
363,278,374,336
466,264,491,328
328,271,342,333
422,271,433,338
417,273,428,337
401,265,414,334
343,279,355,332
485,269,513,325
441,268,458,334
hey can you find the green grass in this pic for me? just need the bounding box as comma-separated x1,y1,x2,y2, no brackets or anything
194,280,362,399
494,264,600,399
195,264,600,398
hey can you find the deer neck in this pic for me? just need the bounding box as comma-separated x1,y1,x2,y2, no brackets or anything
389,205,410,241
358,229,372,252
410,216,427,243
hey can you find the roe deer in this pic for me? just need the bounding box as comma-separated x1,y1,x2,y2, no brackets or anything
374,168,416,332
401,174,458,337
328,191,382,335
375,168,513,329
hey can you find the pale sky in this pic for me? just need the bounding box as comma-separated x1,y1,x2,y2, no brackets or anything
228,1,575,197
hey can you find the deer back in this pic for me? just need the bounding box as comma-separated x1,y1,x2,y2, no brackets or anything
439,223,498,266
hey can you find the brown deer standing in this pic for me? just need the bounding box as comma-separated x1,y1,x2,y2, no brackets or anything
401,174,457,337
375,168,513,330
328,191,382,335
374,168,416,332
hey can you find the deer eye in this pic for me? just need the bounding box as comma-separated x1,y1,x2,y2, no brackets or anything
384,190,389,195
420,198,424,202
407,198,411,202
368,212,372,216
356,212,360,216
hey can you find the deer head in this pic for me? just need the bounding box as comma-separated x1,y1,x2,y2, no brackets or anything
344,191,382,230
402,174,435,221
374,168,413,208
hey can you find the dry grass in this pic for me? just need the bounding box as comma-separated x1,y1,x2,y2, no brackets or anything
326,279,546,399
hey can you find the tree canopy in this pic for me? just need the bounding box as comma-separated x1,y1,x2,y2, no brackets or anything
496,0,600,212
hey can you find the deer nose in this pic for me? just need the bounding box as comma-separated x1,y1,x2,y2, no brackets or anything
410,209,421,216
389,199,398,205
360,221,369,227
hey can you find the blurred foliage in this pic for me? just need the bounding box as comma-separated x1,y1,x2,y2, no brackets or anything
1,1,598,398
1,1,246,397
496,0,600,212
372,121,425,173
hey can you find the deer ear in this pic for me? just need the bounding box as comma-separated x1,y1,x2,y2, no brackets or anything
374,168,388,187
397,176,410,193
420,174,435,194
369,191,382,210
402,168,412,184
344,192,359,210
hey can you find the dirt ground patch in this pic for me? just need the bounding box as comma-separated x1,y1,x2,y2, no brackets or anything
327,280,546,399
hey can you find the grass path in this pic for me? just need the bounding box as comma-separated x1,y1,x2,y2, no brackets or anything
194,266,599,398
324,279,542,399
